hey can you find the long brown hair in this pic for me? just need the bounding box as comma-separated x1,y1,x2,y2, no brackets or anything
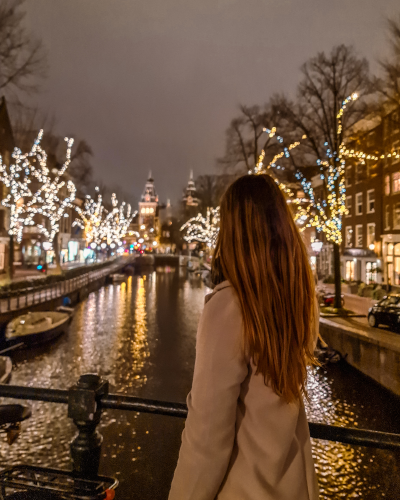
212,174,316,403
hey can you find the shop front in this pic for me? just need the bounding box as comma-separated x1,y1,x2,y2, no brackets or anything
342,248,380,284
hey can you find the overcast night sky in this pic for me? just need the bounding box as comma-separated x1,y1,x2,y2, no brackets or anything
24,0,400,205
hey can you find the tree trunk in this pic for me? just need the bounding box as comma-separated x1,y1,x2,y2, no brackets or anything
53,235,62,274
333,242,342,309
7,234,14,281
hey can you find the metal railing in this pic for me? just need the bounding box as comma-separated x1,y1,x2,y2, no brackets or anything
0,259,132,315
0,374,399,481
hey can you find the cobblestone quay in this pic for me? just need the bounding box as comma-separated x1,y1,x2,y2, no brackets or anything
0,268,399,499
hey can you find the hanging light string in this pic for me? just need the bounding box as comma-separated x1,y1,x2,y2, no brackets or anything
180,207,220,247
293,93,359,244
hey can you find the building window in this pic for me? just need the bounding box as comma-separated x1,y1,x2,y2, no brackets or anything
392,140,400,164
394,203,400,229
355,225,363,247
345,260,355,281
346,195,352,217
367,189,375,213
355,162,364,183
345,166,352,187
345,227,353,247
393,172,400,193
366,262,377,285
385,175,390,195
367,131,375,147
356,193,363,215
385,204,390,229
367,223,375,247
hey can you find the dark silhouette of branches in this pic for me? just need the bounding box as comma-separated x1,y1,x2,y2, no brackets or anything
0,0,47,99
377,15,400,106
218,104,283,174
272,45,372,175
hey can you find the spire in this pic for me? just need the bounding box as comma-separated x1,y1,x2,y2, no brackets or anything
148,170,153,181
190,169,193,180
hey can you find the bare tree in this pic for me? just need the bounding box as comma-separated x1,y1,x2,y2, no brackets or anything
0,0,47,100
377,15,400,106
272,45,372,307
218,104,283,174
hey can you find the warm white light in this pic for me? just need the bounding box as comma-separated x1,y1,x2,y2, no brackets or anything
110,243,116,249
139,238,144,243
101,242,107,249
90,242,97,250
140,224,145,230
42,241,52,251
311,239,323,253
153,241,157,246
369,243,375,251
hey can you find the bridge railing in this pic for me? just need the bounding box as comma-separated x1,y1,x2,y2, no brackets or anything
0,258,132,314
0,374,399,480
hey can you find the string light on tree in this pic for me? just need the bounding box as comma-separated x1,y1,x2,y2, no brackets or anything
25,134,76,243
180,207,220,248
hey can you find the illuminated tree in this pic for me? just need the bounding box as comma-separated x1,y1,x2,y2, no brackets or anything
180,207,220,249
73,191,105,246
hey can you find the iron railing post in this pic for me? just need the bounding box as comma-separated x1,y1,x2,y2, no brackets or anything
68,374,109,478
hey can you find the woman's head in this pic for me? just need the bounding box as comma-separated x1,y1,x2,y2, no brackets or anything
212,174,316,403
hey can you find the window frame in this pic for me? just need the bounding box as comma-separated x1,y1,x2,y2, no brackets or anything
355,224,363,248
367,189,375,214
345,195,352,217
356,192,363,216
345,226,353,248
367,223,375,247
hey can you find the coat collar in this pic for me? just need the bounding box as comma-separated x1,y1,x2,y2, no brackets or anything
205,280,231,304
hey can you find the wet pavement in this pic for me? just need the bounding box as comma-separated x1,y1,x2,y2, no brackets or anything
0,267,399,499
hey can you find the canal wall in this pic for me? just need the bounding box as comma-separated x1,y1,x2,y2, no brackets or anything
0,257,134,333
319,317,400,396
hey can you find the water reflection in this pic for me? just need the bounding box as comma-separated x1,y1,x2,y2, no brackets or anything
0,270,398,499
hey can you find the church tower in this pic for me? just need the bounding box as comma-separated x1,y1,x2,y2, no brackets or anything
182,170,199,208
138,171,159,229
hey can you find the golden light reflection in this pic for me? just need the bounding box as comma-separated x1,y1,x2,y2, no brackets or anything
129,277,150,386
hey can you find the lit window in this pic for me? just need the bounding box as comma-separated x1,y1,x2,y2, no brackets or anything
356,193,363,215
367,223,375,246
146,208,150,214
385,205,390,229
367,190,375,213
394,203,400,229
149,208,154,213
393,172,400,193
385,175,390,195
346,195,352,217
345,227,353,247
392,140,400,164
355,225,363,247
141,208,145,214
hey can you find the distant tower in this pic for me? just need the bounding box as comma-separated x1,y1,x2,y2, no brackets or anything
138,171,159,228
183,170,199,207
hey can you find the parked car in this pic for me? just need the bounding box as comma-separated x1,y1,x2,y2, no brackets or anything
368,295,400,331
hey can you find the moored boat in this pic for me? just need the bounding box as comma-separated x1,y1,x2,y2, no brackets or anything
5,309,73,348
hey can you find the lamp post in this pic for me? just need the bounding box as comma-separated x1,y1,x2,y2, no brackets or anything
42,241,52,274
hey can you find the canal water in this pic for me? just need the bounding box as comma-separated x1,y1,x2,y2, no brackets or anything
0,267,399,499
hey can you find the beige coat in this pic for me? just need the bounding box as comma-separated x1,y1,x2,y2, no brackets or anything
169,281,319,500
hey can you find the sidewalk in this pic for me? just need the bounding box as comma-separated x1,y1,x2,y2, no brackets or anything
318,282,376,316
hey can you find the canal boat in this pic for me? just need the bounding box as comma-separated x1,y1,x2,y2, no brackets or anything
5,308,73,348
111,273,127,283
